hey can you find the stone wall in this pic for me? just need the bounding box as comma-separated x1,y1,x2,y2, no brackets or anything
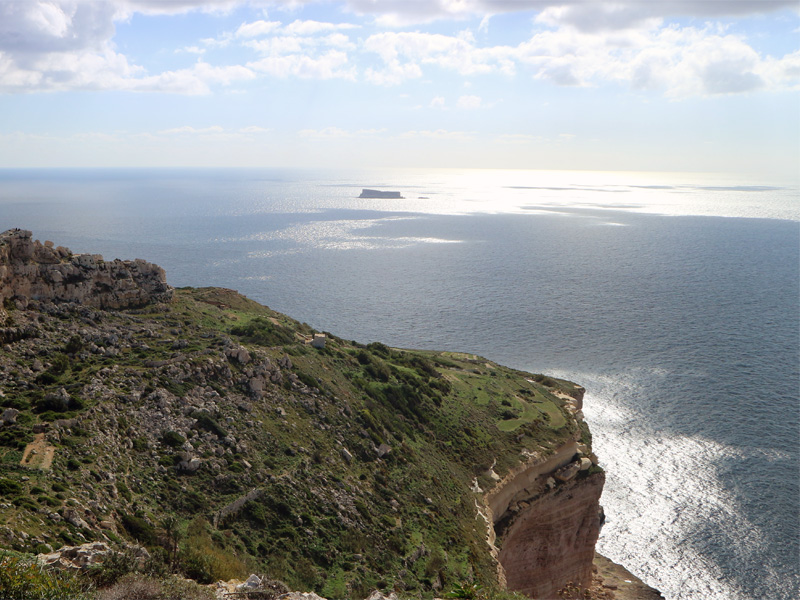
0,229,172,309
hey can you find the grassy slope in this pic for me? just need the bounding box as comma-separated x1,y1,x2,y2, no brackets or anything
0,288,585,598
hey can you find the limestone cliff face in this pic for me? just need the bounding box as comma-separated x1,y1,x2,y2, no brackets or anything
482,430,604,598
0,229,172,309
498,471,605,599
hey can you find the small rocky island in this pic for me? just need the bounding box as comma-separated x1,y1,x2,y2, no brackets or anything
0,229,661,599
358,189,404,199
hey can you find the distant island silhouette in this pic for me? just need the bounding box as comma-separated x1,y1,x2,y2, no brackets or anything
359,188,404,199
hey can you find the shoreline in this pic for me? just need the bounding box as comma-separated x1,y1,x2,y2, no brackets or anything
593,553,664,600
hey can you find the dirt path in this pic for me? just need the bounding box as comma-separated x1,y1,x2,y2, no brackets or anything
20,433,55,470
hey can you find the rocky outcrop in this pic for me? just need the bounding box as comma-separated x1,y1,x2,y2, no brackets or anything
38,542,149,572
0,229,172,309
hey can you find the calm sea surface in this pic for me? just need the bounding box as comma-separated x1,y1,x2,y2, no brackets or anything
1,168,798,600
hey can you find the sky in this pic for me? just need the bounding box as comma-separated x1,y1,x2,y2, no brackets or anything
0,0,798,177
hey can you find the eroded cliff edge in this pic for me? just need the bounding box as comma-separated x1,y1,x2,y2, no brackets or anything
0,229,660,599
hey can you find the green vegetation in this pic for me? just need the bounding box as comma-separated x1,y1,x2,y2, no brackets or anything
0,286,588,599
230,316,297,347
0,551,93,600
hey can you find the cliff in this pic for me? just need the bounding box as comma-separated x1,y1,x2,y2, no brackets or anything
0,231,658,599
0,229,172,310
497,471,604,597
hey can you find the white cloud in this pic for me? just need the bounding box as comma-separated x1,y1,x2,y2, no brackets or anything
456,94,481,109
282,19,359,35
0,1,117,54
534,1,798,32
343,0,796,27
117,1,272,18
430,95,446,108
233,17,358,80
506,20,799,97
0,0,795,97
364,60,422,86
236,19,281,38
0,3,362,93
299,126,351,138
356,128,388,135
178,45,206,54
160,125,225,134
298,127,387,138
494,133,543,144
234,18,358,43
244,32,355,54
364,18,800,97
248,50,355,79
399,129,475,141
239,125,271,133
363,30,515,85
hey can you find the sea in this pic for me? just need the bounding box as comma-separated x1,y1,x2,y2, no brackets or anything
1,167,797,600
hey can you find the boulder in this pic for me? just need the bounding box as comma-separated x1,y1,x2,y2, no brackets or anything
1,408,18,424
365,592,399,600
553,461,581,482
237,574,262,591
226,344,251,365
177,452,202,473
62,508,91,529
376,443,392,458
280,593,328,600
38,542,111,571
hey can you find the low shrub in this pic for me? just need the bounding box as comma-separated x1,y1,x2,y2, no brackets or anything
86,548,140,588
0,551,93,600
161,431,185,448
0,477,22,497
97,573,215,600
230,317,295,347
194,414,227,439
178,517,247,584
120,513,157,546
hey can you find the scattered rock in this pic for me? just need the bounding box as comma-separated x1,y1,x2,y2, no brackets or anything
237,574,262,591
38,542,111,571
177,453,202,473
280,593,327,600
554,461,581,482
365,592,399,600
1,408,18,424
226,344,251,365
376,443,392,458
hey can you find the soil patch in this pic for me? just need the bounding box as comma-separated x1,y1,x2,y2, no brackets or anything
20,433,55,470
